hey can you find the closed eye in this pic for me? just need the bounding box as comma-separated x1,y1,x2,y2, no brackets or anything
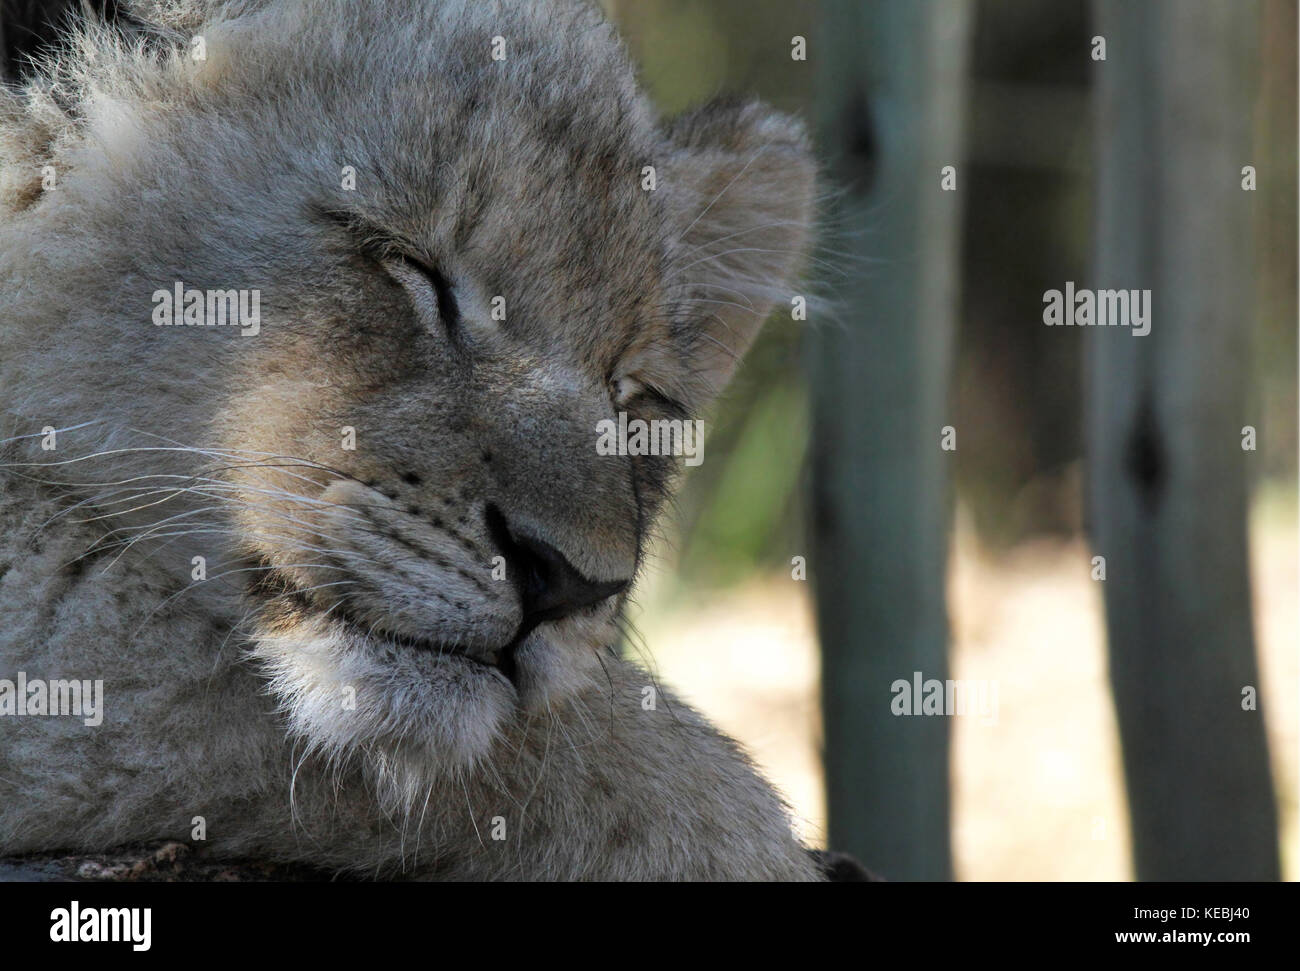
385,256,461,334
639,385,688,418
610,374,687,418
318,206,460,335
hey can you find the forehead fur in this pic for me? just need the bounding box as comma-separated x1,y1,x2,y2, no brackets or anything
4,0,672,351
6,0,658,216
2,0,816,415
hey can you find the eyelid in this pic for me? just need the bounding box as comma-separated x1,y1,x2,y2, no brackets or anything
383,257,457,334
377,251,463,342
641,385,686,415
612,374,685,415
321,208,460,331
394,255,460,329
610,375,643,406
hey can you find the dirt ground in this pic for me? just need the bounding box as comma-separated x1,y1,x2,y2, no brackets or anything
632,499,1298,880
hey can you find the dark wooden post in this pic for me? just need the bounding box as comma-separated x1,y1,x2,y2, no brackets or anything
1088,0,1280,880
810,0,971,880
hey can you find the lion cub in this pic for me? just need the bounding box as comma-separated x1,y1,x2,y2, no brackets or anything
0,0,825,880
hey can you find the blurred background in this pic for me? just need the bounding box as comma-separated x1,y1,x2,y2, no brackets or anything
605,0,1298,881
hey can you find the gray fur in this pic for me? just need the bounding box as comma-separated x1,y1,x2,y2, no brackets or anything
0,0,819,879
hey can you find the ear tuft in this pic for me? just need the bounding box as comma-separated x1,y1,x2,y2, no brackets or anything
0,85,66,214
125,0,266,32
667,97,811,157
662,97,817,401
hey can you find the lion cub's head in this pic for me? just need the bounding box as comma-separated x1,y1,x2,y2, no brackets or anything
0,0,815,786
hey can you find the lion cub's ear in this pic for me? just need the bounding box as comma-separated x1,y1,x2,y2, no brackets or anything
661,98,817,402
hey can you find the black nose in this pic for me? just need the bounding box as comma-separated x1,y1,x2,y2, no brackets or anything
486,505,629,624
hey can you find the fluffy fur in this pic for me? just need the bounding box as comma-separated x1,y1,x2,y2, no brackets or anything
0,0,819,879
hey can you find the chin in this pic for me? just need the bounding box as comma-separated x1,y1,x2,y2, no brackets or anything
250,598,619,802
508,613,619,711
253,611,518,790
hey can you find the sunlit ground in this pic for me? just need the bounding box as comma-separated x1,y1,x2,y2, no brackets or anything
629,493,1298,880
